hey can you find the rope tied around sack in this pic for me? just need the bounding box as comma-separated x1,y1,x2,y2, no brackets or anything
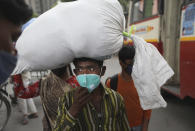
123,25,136,38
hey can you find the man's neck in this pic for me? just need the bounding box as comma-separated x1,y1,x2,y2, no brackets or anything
121,70,132,82
92,84,103,97
91,85,104,112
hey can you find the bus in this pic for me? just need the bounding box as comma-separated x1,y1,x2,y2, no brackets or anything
127,0,195,99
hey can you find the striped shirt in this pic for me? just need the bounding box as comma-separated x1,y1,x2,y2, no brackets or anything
54,85,130,131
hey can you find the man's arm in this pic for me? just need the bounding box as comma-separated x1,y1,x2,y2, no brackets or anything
54,93,78,131
54,98,77,131
13,75,78,99
142,110,152,131
14,81,40,99
12,74,40,99
54,87,91,131
105,78,111,88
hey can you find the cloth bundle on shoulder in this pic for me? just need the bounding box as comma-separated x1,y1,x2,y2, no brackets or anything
131,35,174,110
13,0,125,74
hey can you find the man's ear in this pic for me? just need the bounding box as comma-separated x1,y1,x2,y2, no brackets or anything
100,66,106,76
119,60,123,66
119,60,126,71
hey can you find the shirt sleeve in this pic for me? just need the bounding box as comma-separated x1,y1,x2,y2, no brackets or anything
117,94,131,131
54,94,78,131
105,78,111,88
143,109,152,120
14,80,40,99
66,76,80,88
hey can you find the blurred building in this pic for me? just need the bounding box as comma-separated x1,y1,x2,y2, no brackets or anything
25,0,58,15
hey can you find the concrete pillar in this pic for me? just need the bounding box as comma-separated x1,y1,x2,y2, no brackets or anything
160,0,183,84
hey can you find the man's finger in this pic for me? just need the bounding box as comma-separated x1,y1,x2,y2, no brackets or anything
78,93,91,104
77,87,89,96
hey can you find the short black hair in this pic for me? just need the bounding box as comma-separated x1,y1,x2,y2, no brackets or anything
118,45,135,63
51,66,67,78
73,57,103,67
0,0,33,25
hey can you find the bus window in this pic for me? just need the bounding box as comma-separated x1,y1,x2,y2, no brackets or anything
131,0,144,23
131,0,159,24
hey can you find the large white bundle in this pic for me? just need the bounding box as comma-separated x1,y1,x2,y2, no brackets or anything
13,0,125,74
131,35,174,110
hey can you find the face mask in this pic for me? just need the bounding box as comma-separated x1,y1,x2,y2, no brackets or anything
76,74,101,93
125,64,133,75
0,51,17,84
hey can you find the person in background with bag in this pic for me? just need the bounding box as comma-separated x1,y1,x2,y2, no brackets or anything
13,71,38,125
0,0,32,84
13,65,79,131
105,46,152,131
54,57,130,131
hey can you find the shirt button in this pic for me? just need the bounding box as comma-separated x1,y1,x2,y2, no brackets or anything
98,114,102,118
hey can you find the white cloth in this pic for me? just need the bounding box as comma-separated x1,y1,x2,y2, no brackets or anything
21,71,31,88
18,72,37,115
131,35,174,110
13,0,125,74
18,98,37,115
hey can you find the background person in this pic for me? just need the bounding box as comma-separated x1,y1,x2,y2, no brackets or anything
13,66,79,131
13,71,38,125
0,0,32,84
106,46,152,131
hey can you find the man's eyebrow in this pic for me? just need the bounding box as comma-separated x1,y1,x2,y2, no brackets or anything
76,65,97,68
75,65,87,68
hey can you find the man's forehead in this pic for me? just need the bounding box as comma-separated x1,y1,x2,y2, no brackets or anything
0,20,22,35
125,59,132,62
1,19,21,29
75,61,98,67
124,59,134,63
0,19,22,52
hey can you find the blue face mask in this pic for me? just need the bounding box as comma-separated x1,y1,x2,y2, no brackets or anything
0,51,17,84
125,64,133,75
76,74,101,93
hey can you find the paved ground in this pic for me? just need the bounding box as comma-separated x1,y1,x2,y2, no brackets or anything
3,57,195,131
149,94,195,131
3,97,43,131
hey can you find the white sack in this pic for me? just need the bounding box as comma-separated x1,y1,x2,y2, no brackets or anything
131,35,174,110
13,0,125,74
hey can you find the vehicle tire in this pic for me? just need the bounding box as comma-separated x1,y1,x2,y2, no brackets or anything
0,94,11,131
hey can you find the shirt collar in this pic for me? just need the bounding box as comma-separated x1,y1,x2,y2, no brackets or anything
100,83,111,96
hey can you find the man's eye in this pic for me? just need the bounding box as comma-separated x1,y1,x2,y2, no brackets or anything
89,68,95,71
78,68,83,72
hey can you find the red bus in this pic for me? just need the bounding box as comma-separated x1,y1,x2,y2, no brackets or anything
127,0,195,99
